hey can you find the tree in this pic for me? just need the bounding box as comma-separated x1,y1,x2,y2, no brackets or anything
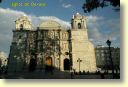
0,0,2,3
82,0,120,13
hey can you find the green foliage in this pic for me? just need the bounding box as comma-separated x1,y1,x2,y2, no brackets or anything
0,0,2,3
82,0,120,13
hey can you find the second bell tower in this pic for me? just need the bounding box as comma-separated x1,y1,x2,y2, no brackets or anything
71,12,87,29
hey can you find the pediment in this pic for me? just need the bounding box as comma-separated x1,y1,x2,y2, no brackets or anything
39,20,62,29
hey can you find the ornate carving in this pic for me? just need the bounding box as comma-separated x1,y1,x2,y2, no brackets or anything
15,16,32,30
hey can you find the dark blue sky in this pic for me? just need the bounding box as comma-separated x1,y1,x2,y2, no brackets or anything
0,0,119,21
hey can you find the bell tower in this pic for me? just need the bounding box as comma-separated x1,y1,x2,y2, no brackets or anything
71,12,88,40
71,13,97,72
15,16,32,30
8,16,33,72
71,12,87,29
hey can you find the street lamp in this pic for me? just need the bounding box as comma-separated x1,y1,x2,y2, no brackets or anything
106,40,114,78
77,58,82,73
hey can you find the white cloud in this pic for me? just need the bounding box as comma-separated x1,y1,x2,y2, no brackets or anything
86,15,120,47
86,15,104,40
0,51,7,59
62,3,72,8
28,15,71,28
87,15,103,22
38,16,71,28
0,8,25,55
0,7,70,55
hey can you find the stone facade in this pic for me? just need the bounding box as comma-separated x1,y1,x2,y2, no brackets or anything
71,13,97,72
8,13,97,73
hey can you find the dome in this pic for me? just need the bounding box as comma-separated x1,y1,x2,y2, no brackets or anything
74,12,82,19
39,20,62,30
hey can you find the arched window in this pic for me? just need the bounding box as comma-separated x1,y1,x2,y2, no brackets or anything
78,23,81,29
20,24,23,30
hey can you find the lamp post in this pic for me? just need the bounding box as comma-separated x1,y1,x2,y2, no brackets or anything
106,40,114,78
77,58,82,73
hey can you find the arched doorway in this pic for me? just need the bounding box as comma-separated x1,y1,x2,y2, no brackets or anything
45,56,53,72
29,58,36,72
64,58,70,70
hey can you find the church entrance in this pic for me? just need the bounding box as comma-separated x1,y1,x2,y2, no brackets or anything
29,58,36,72
64,58,70,70
45,56,53,72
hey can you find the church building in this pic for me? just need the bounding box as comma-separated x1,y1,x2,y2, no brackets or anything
8,13,97,73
